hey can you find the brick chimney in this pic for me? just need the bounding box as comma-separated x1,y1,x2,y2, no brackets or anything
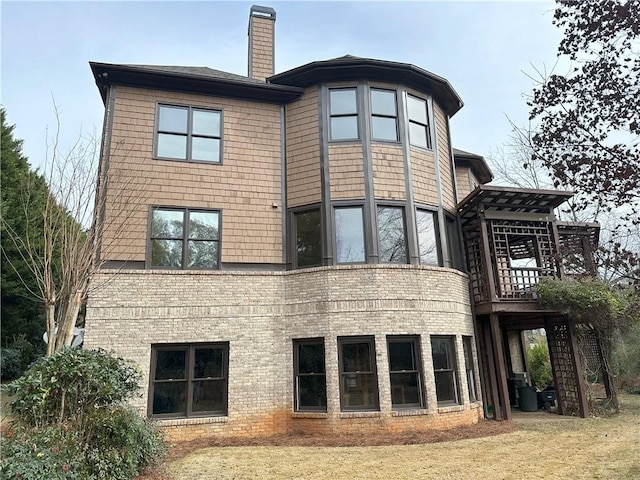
248,5,276,81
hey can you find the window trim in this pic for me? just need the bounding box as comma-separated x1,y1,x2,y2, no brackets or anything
328,87,360,142
370,88,399,143
407,94,432,150
154,103,224,164
430,335,461,406
148,342,229,419
338,336,380,412
147,206,222,270
387,336,426,410
293,338,327,412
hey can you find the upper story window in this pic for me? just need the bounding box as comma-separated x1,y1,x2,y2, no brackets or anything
335,206,366,263
156,104,222,163
407,95,432,150
370,89,398,142
294,209,322,268
329,89,359,141
150,207,220,269
377,206,407,263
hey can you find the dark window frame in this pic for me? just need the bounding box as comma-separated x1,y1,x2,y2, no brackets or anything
333,204,367,265
338,336,380,412
387,336,426,409
293,338,327,412
148,206,221,270
291,206,323,269
376,204,409,264
154,103,223,164
148,342,229,419
328,87,359,142
430,335,461,406
407,94,432,150
415,207,442,266
370,88,399,143
463,336,478,402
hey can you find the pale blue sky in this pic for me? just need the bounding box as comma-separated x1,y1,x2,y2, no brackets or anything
1,0,562,171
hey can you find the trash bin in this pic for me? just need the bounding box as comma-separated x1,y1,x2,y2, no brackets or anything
518,386,538,412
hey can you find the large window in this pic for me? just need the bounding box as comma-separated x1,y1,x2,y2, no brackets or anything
329,89,359,141
150,207,220,269
431,336,460,405
388,337,424,409
416,209,440,266
445,215,464,270
335,206,365,263
294,209,322,268
407,95,432,149
156,104,222,163
370,89,398,141
338,337,379,411
377,206,407,263
463,336,478,402
150,343,228,418
294,339,327,412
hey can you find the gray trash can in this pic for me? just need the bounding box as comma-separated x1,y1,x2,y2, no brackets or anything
518,386,538,412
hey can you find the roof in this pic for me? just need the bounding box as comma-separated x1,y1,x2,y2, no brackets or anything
268,55,464,116
89,62,303,105
458,185,574,227
452,148,493,184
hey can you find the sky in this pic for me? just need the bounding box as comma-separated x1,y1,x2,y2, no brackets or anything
1,0,564,173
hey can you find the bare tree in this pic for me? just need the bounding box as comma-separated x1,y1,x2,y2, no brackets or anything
2,108,143,355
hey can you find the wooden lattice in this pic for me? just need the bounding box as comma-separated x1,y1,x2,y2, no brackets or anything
465,232,487,302
547,322,582,416
577,327,603,375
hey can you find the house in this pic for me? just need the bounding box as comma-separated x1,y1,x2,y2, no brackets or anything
85,5,599,441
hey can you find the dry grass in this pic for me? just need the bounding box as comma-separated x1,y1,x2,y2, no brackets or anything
140,394,640,480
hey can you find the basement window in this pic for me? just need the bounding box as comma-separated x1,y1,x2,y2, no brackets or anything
431,336,460,405
388,336,425,409
338,336,379,411
294,339,327,412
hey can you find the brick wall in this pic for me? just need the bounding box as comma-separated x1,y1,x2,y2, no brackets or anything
86,265,482,440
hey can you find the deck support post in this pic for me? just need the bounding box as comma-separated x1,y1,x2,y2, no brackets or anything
490,313,512,420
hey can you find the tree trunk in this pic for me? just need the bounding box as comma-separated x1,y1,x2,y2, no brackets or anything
46,302,57,357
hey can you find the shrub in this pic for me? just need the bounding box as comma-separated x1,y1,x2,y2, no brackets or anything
1,348,165,480
527,340,553,391
0,334,40,381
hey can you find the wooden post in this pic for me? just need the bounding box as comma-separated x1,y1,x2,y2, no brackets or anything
490,313,512,420
479,215,498,301
482,318,502,420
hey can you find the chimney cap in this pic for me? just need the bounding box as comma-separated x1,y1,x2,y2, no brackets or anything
250,5,276,19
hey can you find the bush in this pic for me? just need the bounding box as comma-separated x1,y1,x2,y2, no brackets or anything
1,348,165,480
0,334,40,381
527,340,553,391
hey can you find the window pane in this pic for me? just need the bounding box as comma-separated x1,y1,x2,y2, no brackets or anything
194,348,224,378
391,372,421,405
187,240,218,268
378,206,407,263
342,342,372,372
431,338,453,370
434,371,457,403
335,207,365,263
342,373,377,408
330,116,358,140
192,110,220,136
371,90,396,116
192,379,225,413
158,106,188,133
388,341,416,371
189,211,219,240
192,137,220,163
298,375,327,409
295,210,322,268
446,217,463,270
298,343,325,374
416,209,439,265
157,133,187,159
152,209,184,238
155,350,187,380
409,122,428,149
407,96,427,124
152,381,187,415
330,89,357,115
371,116,398,141
151,239,183,268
